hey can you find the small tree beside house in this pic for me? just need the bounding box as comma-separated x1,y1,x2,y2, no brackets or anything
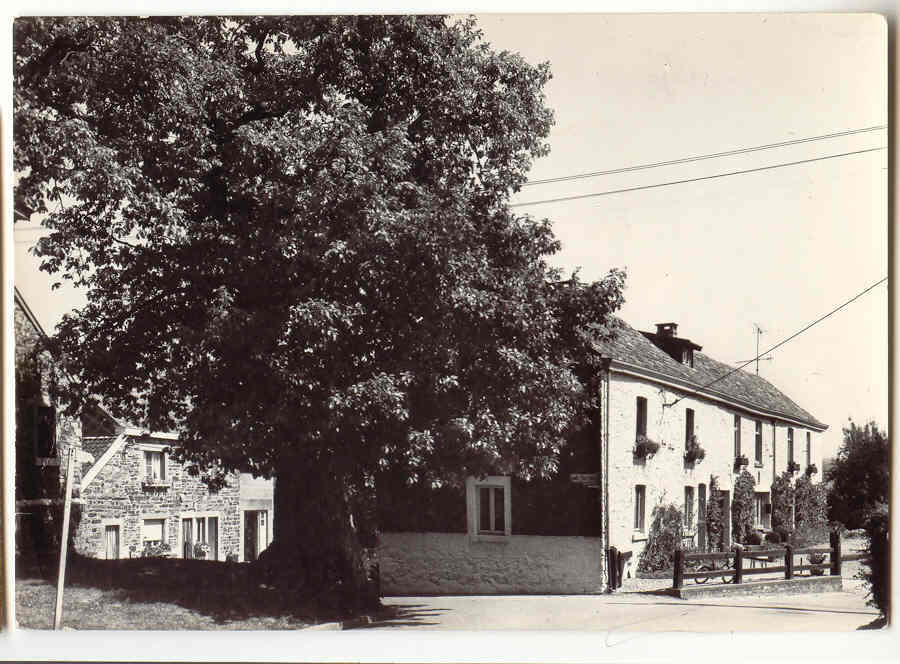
731,470,755,544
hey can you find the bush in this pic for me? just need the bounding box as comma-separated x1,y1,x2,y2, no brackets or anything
862,511,889,619
770,471,795,533
684,435,706,465
637,503,683,573
774,526,792,543
745,531,763,545
764,530,782,544
731,470,755,544
793,474,828,546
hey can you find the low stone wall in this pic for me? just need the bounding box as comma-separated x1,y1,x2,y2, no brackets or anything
669,575,842,599
379,532,605,595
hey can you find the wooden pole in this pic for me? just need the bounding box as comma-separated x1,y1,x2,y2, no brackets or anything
734,546,744,584
673,548,684,589
54,447,76,630
785,544,793,580
830,530,842,577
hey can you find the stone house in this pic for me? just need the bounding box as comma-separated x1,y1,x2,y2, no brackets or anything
14,288,274,563
593,321,827,580
377,319,827,595
75,428,273,562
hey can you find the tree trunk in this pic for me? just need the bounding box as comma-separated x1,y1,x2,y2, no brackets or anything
254,457,378,610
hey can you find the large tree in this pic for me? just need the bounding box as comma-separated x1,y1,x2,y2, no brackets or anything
826,420,889,530
15,16,625,606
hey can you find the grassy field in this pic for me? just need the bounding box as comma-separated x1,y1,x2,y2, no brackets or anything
15,555,349,630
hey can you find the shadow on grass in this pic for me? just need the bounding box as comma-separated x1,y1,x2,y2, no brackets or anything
17,553,352,626
352,603,447,629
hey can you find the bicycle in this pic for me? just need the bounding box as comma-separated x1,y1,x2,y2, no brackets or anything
694,555,735,584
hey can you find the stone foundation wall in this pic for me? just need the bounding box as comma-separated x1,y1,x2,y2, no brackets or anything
379,532,605,595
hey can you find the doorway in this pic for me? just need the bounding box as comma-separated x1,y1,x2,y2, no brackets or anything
104,525,120,560
243,510,269,562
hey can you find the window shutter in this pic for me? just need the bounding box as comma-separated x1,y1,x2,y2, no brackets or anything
145,451,152,478
160,453,166,480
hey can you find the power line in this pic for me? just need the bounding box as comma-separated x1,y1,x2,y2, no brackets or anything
666,276,888,408
511,146,887,208
523,124,886,187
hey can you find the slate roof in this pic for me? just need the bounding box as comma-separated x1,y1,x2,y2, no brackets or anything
592,319,827,430
81,436,119,472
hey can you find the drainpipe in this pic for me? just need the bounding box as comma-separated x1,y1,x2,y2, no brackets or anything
600,358,611,592
772,418,777,485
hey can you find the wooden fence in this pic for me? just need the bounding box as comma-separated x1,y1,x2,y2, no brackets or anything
673,531,866,589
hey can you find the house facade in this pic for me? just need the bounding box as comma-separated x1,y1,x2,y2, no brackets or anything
15,288,275,563
595,322,827,580
378,319,827,595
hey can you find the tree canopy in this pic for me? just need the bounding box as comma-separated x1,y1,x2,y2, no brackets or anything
826,420,889,530
15,15,625,592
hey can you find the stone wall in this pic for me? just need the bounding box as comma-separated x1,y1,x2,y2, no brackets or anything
379,532,605,595
605,371,820,576
76,437,241,560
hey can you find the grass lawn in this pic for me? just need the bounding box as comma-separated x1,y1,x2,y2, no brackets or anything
16,555,353,630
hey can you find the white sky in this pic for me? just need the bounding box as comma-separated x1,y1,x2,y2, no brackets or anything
13,13,887,467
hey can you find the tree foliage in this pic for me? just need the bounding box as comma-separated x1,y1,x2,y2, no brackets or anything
15,16,626,602
826,420,889,530
731,469,755,544
792,473,828,546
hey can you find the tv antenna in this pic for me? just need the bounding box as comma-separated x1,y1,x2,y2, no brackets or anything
734,323,773,374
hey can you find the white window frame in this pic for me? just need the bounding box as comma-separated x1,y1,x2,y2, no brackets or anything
177,510,222,561
466,476,511,541
684,486,695,533
633,484,647,540
100,517,125,560
140,514,169,546
137,442,169,483
239,507,274,563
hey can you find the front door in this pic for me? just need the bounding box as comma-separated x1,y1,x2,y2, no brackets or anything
105,525,119,560
244,511,259,562
182,518,194,559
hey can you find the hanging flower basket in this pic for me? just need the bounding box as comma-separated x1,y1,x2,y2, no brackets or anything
684,435,706,465
634,434,661,459
805,463,818,477
734,454,749,470
787,460,801,474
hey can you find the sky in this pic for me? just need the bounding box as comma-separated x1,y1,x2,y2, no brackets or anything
12,13,888,469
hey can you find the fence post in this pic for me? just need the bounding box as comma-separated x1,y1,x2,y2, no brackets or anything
608,546,618,591
830,530,842,577
785,544,793,580
734,546,743,584
674,548,684,589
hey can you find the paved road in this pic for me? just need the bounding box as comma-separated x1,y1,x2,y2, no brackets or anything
370,583,878,631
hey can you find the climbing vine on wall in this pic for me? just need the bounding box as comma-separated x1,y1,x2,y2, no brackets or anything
705,475,726,551
731,469,756,544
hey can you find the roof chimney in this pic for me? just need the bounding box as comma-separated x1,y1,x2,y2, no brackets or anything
655,322,678,338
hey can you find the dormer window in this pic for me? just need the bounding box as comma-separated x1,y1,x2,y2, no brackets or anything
642,322,701,368
681,348,694,367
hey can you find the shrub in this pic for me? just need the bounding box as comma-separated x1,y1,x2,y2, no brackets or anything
141,541,172,558
706,475,726,551
861,511,889,619
745,531,763,545
770,471,795,533
634,434,660,460
637,503,684,573
793,474,828,546
225,551,239,563
774,526,792,543
764,530,782,544
731,470,755,544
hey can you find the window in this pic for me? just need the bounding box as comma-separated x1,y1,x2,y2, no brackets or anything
635,397,647,438
681,348,693,367
685,408,695,448
754,421,763,464
734,415,741,456
634,485,646,532
182,515,219,559
684,486,695,531
34,405,57,458
142,518,166,545
753,493,770,529
466,476,511,537
478,486,505,534
144,450,166,481
787,428,794,463
806,432,811,467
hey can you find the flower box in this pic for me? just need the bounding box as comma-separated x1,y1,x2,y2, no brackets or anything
141,478,170,491
787,460,801,473
684,435,706,465
633,434,661,459
734,454,749,470
805,463,818,477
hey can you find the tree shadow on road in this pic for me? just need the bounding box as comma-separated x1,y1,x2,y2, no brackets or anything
353,603,447,628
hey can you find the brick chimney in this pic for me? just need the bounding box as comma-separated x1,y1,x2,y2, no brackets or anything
655,322,678,338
